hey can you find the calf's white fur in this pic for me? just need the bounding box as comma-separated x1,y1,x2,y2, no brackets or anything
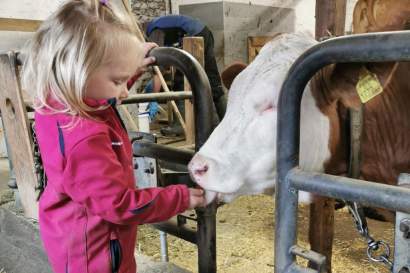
188,32,331,204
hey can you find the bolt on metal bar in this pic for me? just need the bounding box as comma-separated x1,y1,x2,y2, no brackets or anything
148,47,217,273
393,174,410,273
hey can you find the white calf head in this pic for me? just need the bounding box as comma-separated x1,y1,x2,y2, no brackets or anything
188,32,318,204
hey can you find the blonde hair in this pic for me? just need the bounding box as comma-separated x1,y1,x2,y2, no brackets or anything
22,0,143,117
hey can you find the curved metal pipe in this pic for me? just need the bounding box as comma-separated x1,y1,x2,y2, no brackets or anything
153,222,197,245
148,47,214,150
132,141,194,165
121,92,192,104
148,47,217,273
275,31,410,273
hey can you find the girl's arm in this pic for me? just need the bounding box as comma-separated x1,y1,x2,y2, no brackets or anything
62,133,190,225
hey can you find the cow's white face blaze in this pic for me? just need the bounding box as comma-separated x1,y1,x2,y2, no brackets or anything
188,32,331,204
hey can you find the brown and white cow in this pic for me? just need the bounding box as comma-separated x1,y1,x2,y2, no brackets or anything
188,0,410,219
188,1,410,271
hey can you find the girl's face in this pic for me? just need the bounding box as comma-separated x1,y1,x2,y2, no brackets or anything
85,36,142,103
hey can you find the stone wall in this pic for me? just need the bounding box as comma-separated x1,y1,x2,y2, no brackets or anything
130,0,168,24
128,0,169,95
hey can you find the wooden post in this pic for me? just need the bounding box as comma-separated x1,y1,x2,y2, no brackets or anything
308,197,335,272
183,37,204,145
315,0,347,39
0,53,38,219
310,1,347,272
154,66,188,136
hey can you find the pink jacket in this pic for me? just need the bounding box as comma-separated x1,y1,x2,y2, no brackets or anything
35,98,189,273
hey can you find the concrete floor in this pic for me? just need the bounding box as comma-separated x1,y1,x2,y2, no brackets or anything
0,159,13,208
0,158,10,192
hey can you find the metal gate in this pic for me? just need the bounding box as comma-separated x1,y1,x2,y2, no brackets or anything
275,31,410,273
133,47,218,273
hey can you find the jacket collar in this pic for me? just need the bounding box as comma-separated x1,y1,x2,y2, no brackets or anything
83,97,117,107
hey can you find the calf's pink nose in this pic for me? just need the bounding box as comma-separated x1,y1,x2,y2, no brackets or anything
188,154,210,182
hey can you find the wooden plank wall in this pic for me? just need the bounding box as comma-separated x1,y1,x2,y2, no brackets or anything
0,53,38,219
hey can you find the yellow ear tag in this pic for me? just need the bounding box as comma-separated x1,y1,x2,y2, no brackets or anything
356,68,383,103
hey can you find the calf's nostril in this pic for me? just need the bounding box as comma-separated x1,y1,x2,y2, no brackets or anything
194,164,209,177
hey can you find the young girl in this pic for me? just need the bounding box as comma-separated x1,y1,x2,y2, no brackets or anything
22,1,206,272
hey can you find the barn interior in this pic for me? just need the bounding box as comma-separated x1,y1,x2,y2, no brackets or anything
0,1,409,273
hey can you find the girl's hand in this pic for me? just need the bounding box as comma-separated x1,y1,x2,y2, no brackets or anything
127,43,158,89
188,188,206,209
140,42,157,67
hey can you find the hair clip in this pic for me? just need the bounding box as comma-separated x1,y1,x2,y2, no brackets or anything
100,0,108,6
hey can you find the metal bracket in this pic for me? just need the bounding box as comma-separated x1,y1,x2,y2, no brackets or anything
290,246,327,273
393,174,410,273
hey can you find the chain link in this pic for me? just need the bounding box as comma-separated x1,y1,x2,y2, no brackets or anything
367,240,393,269
347,102,393,271
347,202,393,271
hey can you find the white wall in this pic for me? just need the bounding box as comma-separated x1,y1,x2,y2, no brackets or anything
346,0,359,32
0,0,64,20
172,0,358,35
174,0,300,8
0,0,65,52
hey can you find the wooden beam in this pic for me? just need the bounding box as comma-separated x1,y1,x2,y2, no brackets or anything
0,18,42,32
183,37,205,145
310,1,347,272
315,0,347,39
0,52,38,219
308,197,335,272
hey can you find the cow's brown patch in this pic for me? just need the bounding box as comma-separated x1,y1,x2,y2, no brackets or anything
310,61,410,222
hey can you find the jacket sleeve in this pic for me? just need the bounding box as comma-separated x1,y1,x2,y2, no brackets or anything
62,133,190,225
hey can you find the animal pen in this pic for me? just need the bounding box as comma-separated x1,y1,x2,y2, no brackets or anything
1,1,410,273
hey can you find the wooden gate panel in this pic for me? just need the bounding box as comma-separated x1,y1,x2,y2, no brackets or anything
0,52,38,219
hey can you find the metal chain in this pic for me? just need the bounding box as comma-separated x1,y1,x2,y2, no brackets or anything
347,202,393,271
31,122,47,200
347,107,393,272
